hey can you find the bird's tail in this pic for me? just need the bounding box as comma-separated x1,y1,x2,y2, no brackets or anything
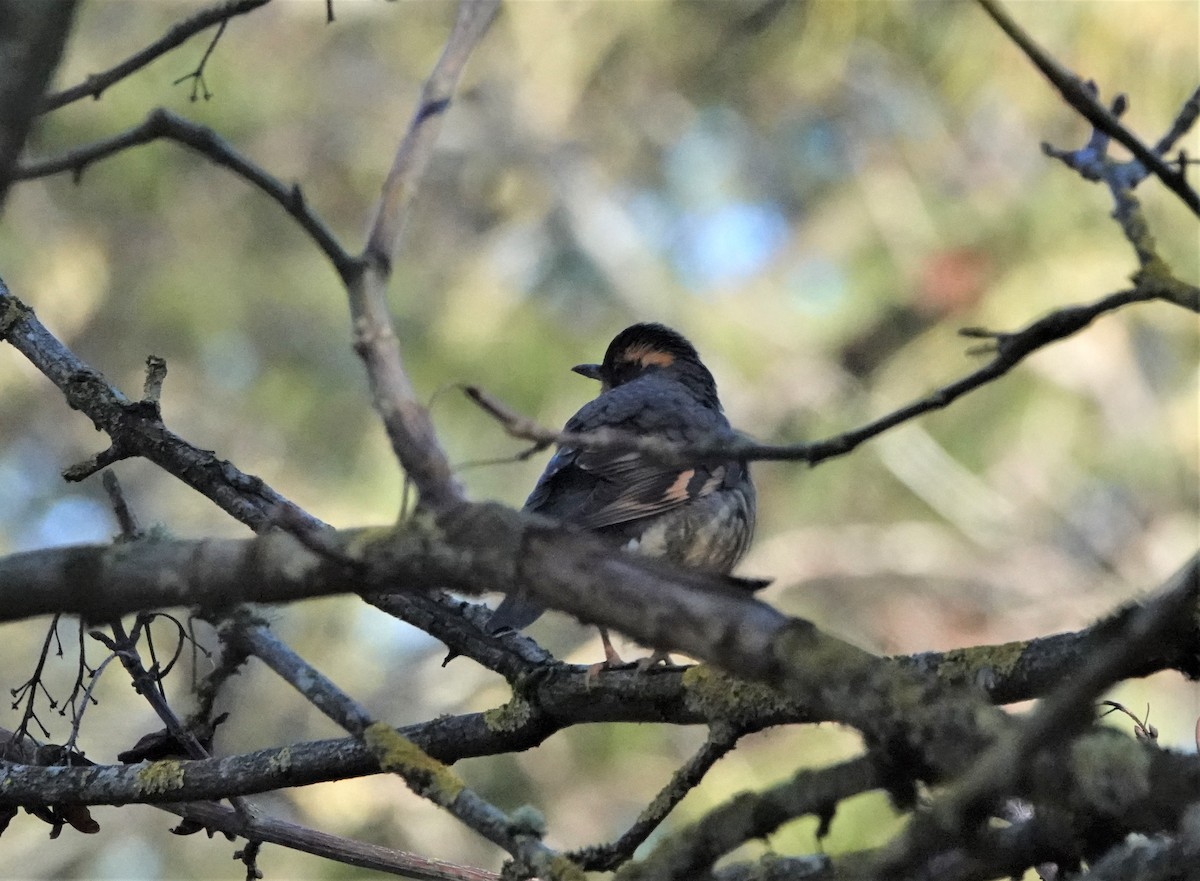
441,593,545,667
486,594,545,634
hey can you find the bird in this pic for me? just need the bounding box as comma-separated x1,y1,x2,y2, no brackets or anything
487,322,758,667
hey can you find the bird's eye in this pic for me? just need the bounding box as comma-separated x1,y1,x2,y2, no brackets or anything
611,359,643,385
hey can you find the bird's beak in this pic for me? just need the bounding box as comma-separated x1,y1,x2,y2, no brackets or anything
572,363,603,381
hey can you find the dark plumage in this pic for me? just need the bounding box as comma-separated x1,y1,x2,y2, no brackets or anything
488,323,757,664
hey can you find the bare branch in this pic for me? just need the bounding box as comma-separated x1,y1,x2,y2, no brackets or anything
160,801,503,881
2,514,1195,875
0,784,497,881
976,0,1200,216
233,620,376,735
0,275,322,533
621,755,879,880
1154,86,1200,157
38,0,271,113
345,0,499,512
1038,84,1200,289
1,556,1195,865
573,722,747,871
467,286,1193,470
13,109,357,282
234,621,573,875
171,17,227,102
362,0,500,268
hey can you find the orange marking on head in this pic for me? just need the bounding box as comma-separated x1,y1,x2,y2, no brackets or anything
621,342,676,369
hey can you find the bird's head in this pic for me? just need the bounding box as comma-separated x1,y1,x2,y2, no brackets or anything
573,323,720,404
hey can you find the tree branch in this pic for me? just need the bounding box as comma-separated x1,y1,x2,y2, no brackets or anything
572,722,747,871
0,275,321,533
233,616,576,877
344,0,499,512
13,109,357,282
615,755,879,881
976,0,1200,216
873,555,1200,877
1039,83,1200,309
38,0,271,112
158,800,503,881
466,285,1194,470
1,505,1195,875
0,0,78,206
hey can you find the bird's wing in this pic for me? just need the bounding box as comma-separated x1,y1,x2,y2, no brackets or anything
568,450,734,529
523,383,739,530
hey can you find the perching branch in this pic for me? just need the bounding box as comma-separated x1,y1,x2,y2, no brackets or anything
2,512,1195,855
1,555,1195,880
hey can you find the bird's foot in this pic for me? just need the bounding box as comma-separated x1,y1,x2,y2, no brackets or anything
635,650,674,670
584,629,630,684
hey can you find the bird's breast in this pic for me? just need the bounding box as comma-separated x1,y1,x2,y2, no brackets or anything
619,484,754,574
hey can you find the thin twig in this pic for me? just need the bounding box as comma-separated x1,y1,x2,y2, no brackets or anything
623,755,880,879
1153,86,1200,157
61,652,119,755
172,18,227,102
10,616,64,741
14,109,357,282
572,722,747,871
161,800,502,881
39,0,271,113
1040,86,1200,299
466,287,1188,469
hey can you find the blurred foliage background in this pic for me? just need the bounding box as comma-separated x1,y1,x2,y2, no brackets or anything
0,1,1196,878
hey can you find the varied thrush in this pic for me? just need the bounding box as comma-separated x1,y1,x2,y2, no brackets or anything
488,323,757,666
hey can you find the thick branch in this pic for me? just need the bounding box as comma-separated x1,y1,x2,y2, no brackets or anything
0,506,1194,838
2,509,1197,698
874,555,1200,877
0,549,1194,833
0,0,77,206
